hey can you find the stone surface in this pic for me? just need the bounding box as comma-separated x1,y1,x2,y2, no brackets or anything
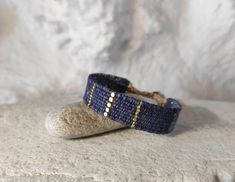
1,0,235,105
45,102,124,139
0,94,235,181
45,94,158,139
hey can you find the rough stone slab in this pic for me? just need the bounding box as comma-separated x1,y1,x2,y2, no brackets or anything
1,0,235,105
0,94,235,181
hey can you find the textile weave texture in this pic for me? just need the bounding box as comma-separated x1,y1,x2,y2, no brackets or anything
83,73,182,134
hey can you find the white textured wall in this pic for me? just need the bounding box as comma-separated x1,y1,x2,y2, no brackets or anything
0,0,235,104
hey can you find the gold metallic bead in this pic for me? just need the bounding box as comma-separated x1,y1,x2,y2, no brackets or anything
107,102,111,108
111,92,115,97
105,107,110,112
104,112,108,117
109,97,114,102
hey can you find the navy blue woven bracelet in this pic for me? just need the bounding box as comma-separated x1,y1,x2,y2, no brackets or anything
83,73,181,134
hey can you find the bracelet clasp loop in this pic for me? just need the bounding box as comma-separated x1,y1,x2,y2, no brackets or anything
127,83,167,106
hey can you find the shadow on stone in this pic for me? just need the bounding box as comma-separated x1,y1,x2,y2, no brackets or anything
69,127,130,140
170,102,220,136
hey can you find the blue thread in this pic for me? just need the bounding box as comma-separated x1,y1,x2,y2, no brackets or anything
83,73,182,134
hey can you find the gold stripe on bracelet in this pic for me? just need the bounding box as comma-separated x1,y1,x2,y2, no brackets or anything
131,100,142,128
88,83,96,107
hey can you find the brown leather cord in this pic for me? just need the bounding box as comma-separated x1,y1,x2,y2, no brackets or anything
127,83,167,106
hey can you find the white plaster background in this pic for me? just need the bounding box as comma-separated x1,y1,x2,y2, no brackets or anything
0,0,235,104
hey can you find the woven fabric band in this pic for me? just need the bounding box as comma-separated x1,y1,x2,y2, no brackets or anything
83,73,182,134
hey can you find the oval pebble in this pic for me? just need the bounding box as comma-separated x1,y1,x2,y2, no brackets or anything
45,102,125,139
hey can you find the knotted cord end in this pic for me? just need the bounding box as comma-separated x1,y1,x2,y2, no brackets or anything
127,83,167,106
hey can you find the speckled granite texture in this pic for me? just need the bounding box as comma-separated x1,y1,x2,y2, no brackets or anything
0,94,234,181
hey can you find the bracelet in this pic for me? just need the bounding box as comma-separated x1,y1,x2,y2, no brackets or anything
83,73,182,134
